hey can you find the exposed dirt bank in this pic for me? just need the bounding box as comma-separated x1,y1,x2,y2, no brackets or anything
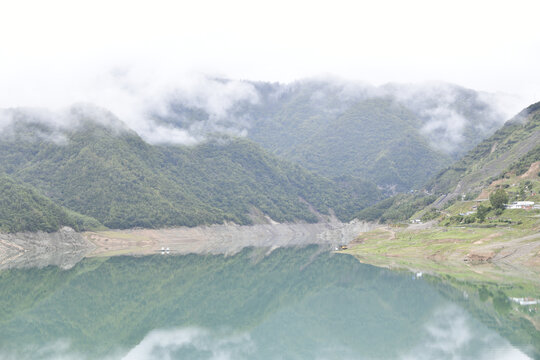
0,220,376,269
85,220,375,257
0,227,95,270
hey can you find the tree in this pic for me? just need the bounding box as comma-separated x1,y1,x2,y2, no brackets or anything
476,204,489,222
489,189,508,210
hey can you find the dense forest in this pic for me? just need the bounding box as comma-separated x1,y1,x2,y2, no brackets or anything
0,85,521,232
164,80,506,191
0,112,381,231
0,175,101,232
355,193,438,223
247,93,451,191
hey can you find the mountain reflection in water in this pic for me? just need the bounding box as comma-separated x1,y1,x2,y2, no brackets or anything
0,246,536,359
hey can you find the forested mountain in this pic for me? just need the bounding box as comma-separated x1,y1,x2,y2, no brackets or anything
0,175,101,233
426,101,540,202
0,106,381,230
0,79,515,232
250,98,450,190
356,101,540,222
162,79,508,191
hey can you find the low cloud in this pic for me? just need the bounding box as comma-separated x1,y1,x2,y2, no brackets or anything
0,66,259,146
381,82,521,154
0,68,525,150
0,104,131,145
419,106,468,153
0,339,121,360
259,77,522,156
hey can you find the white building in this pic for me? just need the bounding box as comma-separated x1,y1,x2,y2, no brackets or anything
505,201,535,210
511,297,538,306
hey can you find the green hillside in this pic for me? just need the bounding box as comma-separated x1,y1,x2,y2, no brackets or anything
0,110,381,229
0,84,513,231
356,101,540,222
506,144,540,176
0,175,101,233
165,80,505,191
245,86,452,190
279,98,451,190
426,101,540,202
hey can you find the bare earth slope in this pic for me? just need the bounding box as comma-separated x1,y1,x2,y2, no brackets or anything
0,221,376,269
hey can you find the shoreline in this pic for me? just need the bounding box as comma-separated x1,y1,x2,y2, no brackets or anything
2,218,539,292
0,220,375,269
344,224,540,288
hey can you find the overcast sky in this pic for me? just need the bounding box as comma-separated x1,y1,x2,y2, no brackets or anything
1,0,539,109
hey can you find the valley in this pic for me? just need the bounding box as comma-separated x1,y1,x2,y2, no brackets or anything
1,97,539,284
3,3,540,358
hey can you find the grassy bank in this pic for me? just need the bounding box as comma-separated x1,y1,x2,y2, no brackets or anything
343,207,540,293
345,170,540,288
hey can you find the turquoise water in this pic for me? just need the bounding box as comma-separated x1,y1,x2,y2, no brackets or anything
0,246,537,359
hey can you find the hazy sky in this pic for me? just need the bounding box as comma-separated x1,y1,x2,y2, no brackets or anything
1,0,539,108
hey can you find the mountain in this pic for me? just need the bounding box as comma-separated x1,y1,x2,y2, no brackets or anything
0,80,515,231
356,101,540,222
426,101,540,204
0,175,101,233
248,96,451,190
247,94,450,191
162,79,509,191
0,106,381,230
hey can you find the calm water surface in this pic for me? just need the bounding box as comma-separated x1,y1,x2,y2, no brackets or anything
0,246,538,359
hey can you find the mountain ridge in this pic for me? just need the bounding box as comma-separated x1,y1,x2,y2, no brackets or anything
426,100,540,206
162,79,509,191
355,100,540,222
0,109,381,231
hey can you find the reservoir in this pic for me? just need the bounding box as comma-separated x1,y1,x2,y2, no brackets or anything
0,245,537,359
